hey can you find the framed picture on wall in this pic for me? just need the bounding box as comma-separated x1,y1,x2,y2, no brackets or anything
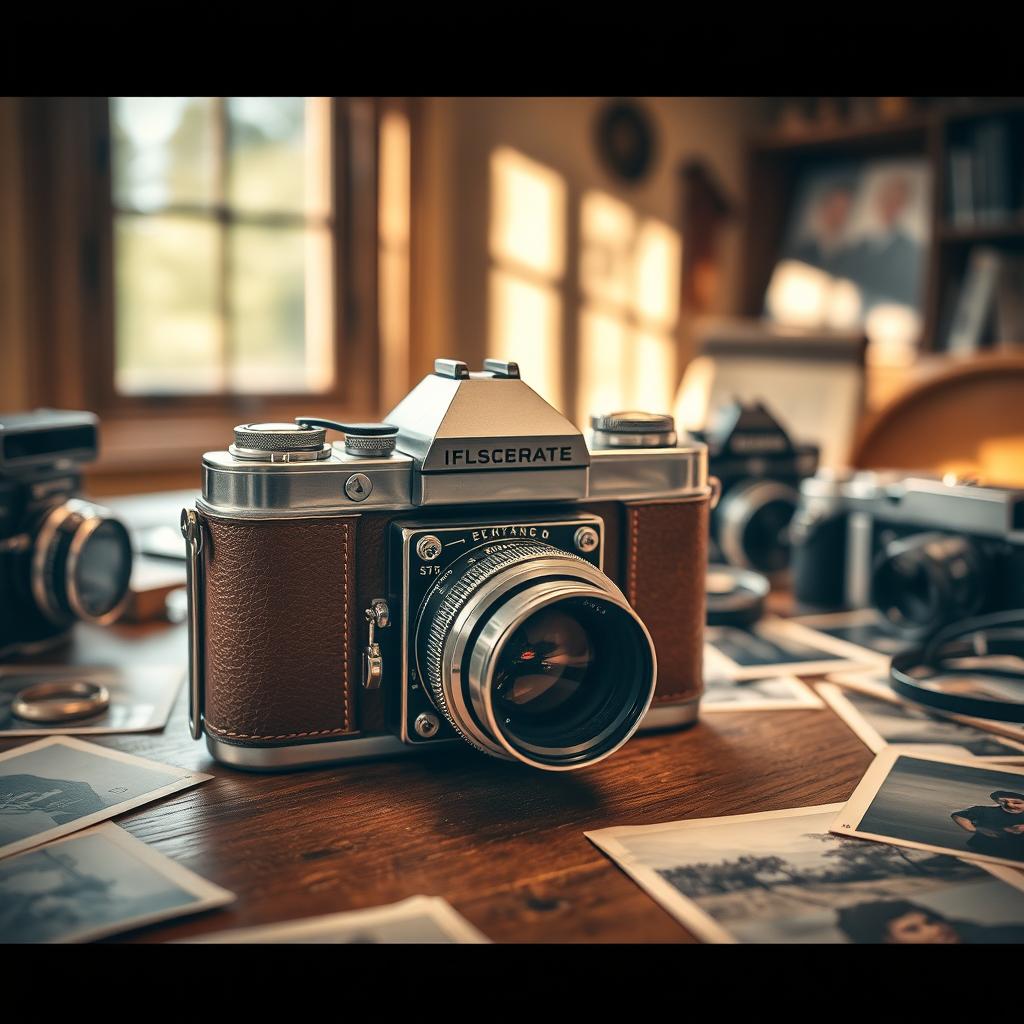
763,158,931,364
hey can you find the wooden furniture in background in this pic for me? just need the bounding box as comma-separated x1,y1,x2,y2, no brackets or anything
740,97,1024,354
853,352,1024,485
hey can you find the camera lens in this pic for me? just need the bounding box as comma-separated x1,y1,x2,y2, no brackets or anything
716,480,800,575
31,499,133,626
416,541,656,770
871,532,986,637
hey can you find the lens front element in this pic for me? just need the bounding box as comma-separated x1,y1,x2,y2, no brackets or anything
416,541,656,770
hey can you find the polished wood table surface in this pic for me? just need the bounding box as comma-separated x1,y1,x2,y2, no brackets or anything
3,610,874,943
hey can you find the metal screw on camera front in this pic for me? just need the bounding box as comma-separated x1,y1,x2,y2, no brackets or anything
414,712,440,738
416,534,442,561
573,526,599,554
361,599,390,690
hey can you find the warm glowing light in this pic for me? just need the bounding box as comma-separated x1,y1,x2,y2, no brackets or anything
379,110,411,410
577,309,628,424
489,147,566,278
674,354,715,433
580,191,634,308
633,221,681,329
489,269,562,409
864,302,920,366
631,329,676,412
764,259,832,327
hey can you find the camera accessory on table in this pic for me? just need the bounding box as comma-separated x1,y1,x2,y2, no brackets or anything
181,357,713,772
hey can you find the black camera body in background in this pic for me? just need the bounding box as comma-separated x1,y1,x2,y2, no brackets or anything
791,470,1024,638
691,401,819,577
0,410,133,659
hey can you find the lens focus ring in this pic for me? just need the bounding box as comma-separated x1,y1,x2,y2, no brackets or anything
421,541,588,748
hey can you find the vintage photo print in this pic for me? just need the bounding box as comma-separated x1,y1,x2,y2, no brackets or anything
703,674,824,712
834,750,1024,870
587,804,1024,943
0,822,233,943
0,736,211,859
827,670,1024,743
186,895,489,944
0,665,183,737
705,617,886,681
817,682,1024,762
787,609,917,660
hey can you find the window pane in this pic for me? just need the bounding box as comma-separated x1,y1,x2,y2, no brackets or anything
490,147,566,279
228,225,334,393
488,269,562,409
111,98,216,211
633,220,681,329
577,307,627,425
228,97,331,217
630,329,676,413
580,190,634,310
114,216,222,394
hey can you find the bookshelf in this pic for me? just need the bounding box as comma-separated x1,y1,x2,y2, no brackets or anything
739,97,1024,358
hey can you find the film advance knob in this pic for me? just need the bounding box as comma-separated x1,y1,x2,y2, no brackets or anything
230,422,330,461
589,411,678,449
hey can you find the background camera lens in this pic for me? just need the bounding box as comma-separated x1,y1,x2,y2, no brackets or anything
717,480,800,575
32,500,134,626
871,532,986,637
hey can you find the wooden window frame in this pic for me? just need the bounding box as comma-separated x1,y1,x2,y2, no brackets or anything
19,96,398,490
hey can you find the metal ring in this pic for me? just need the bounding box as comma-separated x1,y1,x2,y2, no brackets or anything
11,680,111,723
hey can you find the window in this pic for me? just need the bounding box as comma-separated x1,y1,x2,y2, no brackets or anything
110,97,334,396
487,147,566,410
577,191,681,425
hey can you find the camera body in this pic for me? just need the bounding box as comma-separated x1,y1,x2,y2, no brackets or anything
690,401,818,577
0,410,133,659
183,359,712,771
791,470,1024,636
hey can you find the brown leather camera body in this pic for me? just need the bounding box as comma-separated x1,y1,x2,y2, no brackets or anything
184,358,712,770
197,494,707,757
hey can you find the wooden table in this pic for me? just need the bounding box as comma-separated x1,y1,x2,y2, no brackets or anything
3,608,873,943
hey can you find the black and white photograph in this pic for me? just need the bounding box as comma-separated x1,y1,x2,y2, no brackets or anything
185,895,489,944
705,617,886,682
0,665,183,737
833,750,1024,869
0,822,233,943
817,681,1024,762
764,157,931,360
703,674,824,712
787,609,917,660
587,804,1024,943
0,736,211,859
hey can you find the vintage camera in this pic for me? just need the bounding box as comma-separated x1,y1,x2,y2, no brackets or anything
791,470,1024,637
0,410,133,659
182,358,712,772
690,401,819,577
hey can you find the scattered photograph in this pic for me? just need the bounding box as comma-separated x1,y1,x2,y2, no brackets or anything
705,617,886,682
185,895,489,944
586,804,1024,943
0,665,183,737
0,736,211,859
817,682,1024,762
833,750,1024,869
0,822,233,943
828,670,1024,744
787,609,917,660
703,674,824,712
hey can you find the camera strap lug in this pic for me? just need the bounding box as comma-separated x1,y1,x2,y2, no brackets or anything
180,509,205,740
362,598,390,690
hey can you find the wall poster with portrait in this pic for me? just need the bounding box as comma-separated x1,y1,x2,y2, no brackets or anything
764,158,931,364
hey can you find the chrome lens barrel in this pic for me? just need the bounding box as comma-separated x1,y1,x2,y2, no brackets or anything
416,541,656,770
31,499,134,626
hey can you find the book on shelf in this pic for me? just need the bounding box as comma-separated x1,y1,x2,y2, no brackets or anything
945,246,1024,353
945,116,1017,227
